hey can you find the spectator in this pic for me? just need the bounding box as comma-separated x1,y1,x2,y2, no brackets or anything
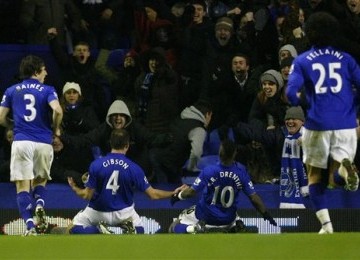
169,139,277,233
134,47,180,134
235,106,309,207
66,128,184,234
151,100,212,183
95,48,141,114
50,135,91,186
74,0,133,49
60,82,100,135
19,0,83,45
286,12,360,234
248,69,288,130
47,32,108,119
208,52,263,131
279,56,294,84
59,99,172,179
177,0,214,109
278,43,298,65
0,55,63,236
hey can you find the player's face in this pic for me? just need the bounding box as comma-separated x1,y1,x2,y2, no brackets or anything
64,89,80,105
110,113,127,129
285,118,303,134
73,44,90,64
262,81,277,97
36,66,47,83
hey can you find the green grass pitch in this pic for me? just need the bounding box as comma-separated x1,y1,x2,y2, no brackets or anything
1,233,359,259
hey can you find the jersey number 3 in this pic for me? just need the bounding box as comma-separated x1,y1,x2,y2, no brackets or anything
24,94,37,121
312,62,342,94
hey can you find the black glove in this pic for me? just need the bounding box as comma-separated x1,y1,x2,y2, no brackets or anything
262,211,277,226
170,193,181,206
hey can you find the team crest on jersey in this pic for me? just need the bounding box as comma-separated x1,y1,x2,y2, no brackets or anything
194,177,201,185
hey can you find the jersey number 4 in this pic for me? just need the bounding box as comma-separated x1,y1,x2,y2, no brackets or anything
106,170,120,195
312,62,342,94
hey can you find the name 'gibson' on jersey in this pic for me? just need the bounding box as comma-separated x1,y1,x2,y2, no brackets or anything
103,158,129,169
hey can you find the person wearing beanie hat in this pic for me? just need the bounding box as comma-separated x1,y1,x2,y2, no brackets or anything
215,16,234,31
60,81,99,136
236,104,308,207
249,69,288,130
214,16,234,46
286,12,360,234
63,82,82,96
284,106,305,122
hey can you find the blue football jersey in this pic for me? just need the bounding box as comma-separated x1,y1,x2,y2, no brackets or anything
286,46,360,130
86,153,151,212
192,162,256,225
0,78,59,144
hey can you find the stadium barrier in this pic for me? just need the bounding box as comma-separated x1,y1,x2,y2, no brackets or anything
0,183,359,234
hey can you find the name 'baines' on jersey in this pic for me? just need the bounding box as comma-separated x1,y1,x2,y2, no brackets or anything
0,78,59,144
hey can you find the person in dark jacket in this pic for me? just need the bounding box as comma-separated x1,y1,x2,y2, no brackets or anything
151,100,212,183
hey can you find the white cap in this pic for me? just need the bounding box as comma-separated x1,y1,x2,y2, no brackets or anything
62,82,81,95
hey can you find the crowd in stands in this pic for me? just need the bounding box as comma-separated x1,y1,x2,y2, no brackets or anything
1,0,360,185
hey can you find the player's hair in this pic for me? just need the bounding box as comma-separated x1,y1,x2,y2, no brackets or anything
219,139,237,165
19,55,45,79
304,11,339,47
110,129,130,150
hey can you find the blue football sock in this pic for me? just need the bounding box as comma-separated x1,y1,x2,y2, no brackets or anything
173,223,188,234
309,183,327,211
135,226,144,234
70,225,100,234
333,170,346,186
17,191,35,230
32,185,46,208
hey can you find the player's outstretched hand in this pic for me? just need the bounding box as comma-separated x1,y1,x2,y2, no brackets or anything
262,211,277,226
170,193,181,206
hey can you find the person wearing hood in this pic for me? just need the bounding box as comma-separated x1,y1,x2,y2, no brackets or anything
151,100,212,183
58,99,170,182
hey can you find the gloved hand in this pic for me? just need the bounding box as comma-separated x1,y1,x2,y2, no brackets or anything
262,211,277,226
170,193,181,206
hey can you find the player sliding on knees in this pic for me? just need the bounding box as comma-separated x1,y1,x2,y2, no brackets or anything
66,129,184,234
169,139,277,234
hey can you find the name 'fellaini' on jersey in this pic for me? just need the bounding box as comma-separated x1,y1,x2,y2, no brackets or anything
286,46,360,130
192,162,256,225
0,79,59,144
86,153,150,212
